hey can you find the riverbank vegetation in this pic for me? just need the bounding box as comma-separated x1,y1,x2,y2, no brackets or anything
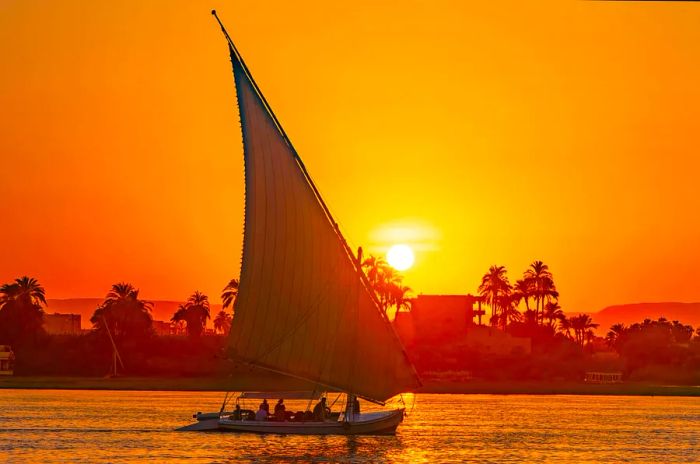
1,271,699,385
0,276,238,377
403,261,700,385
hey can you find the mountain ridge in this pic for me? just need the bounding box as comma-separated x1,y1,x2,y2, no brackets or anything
585,301,700,334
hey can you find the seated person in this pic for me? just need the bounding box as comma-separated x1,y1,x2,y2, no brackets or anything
274,399,286,421
312,397,328,421
255,405,268,421
259,399,270,414
232,404,242,420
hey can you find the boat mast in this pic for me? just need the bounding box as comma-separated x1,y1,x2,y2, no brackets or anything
102,315,124,376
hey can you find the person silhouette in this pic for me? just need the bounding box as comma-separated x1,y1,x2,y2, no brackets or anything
313,397,328,421
274,399,286,421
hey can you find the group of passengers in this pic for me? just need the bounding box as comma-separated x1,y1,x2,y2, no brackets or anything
230,396,359,422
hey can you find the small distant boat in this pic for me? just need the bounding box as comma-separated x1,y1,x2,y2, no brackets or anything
177,11,421,435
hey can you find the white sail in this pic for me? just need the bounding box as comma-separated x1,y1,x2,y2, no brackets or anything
225,44,421,403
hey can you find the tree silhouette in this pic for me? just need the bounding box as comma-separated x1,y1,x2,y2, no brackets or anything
478,265,511,325
390,284,413,314
544,301,564,328
378,266,402,312
213,310,232,335
606,323,627,350
221,278,239,312
512,278,532,312
361,255,387,289
671,320,694,344
90,282,153,341
558,314,573,339
608,318,696,372
0,276,47,346
172,291,211,338
569,314,598,347
524,261,558,324
496,293,521,331
362,254,406,313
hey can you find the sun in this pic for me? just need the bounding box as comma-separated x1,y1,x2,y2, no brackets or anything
386,244,415,271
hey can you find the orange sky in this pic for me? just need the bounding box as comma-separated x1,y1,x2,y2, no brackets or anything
1,0,699,313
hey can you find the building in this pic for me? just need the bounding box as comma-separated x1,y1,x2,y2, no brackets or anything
0,346,14,375
393,293,530,355
462,325,531,356
152,320,189,336
394,294,481,345
152,320,173,336
43,313,82,335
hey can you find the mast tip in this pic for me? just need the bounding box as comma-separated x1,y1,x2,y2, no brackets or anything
211,9,217,15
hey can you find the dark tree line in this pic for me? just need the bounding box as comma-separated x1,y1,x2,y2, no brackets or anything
604,318,700,381
0,275,240,376
477,261,598,347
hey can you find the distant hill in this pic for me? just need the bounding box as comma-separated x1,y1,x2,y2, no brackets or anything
575,302,700,335
46,298,223,329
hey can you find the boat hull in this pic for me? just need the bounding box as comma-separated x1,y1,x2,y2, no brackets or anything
176,418,221,432
216,409,404,435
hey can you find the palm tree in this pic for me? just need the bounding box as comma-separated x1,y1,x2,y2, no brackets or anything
670,320,694,344
378,267,402,312
539,278,559,324
90,282,153,340
390,284,413,314
221,278,239,311
543,301,564,328
172,303,188,331
0,276,47,345
0,276,47,307
213,310,232,335
172,291,211,338
558,315,573,339
570,314,599,347
606,323,627,351
511,278,532,312
478,265,511,325
362,254,403,313
524,261,558,324
496,294,521,331
361,255,388,288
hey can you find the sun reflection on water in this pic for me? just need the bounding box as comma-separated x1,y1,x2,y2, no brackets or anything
1,390,699,463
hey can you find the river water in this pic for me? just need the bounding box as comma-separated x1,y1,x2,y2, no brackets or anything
1,390,698,463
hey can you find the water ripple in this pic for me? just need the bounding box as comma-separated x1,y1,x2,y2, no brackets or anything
0,391,699,462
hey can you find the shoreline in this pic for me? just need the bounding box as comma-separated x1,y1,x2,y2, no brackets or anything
1,376,699,396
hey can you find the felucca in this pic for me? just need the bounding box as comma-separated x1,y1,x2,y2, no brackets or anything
178,11,421,435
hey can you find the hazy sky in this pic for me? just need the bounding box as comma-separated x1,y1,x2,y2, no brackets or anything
1,0,699,312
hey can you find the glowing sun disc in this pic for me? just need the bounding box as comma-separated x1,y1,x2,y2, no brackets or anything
387,244,415,271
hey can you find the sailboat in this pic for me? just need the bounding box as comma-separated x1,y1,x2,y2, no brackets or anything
178,10,421,435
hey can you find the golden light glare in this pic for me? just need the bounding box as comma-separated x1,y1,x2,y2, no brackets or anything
386,244,415,271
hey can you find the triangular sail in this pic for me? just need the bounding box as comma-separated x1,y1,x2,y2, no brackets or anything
224,40,421,403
